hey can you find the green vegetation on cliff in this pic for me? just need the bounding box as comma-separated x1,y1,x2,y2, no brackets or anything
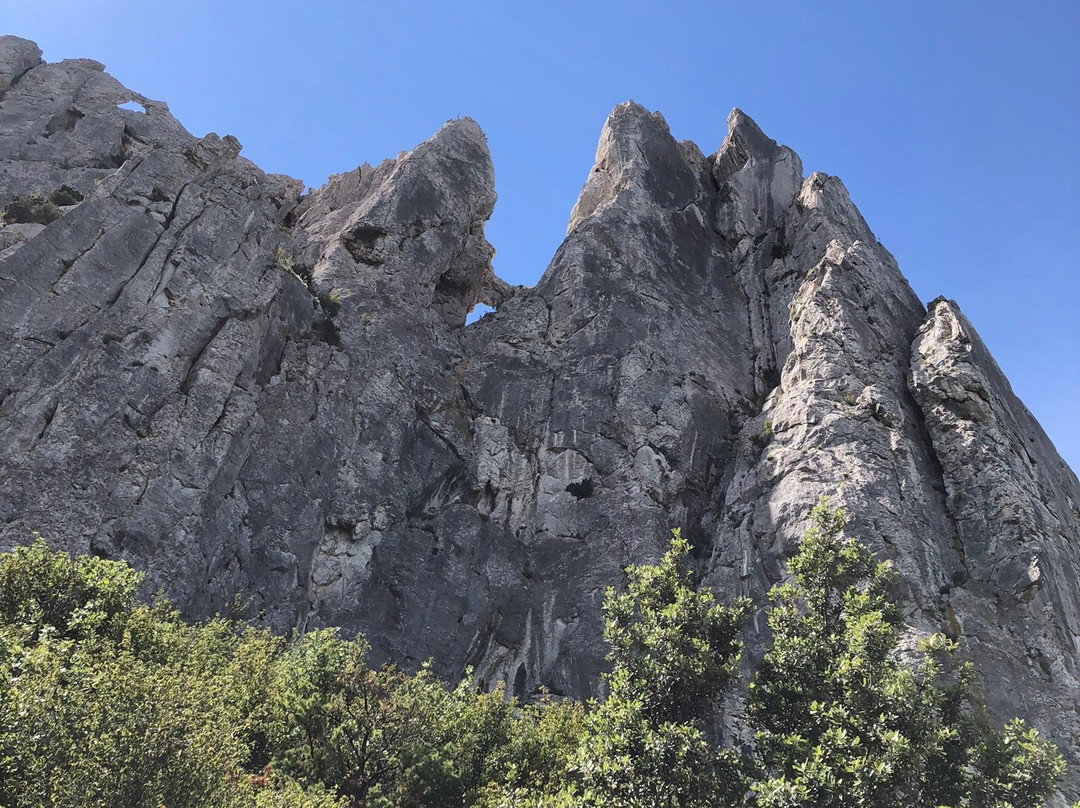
0,505,1065,807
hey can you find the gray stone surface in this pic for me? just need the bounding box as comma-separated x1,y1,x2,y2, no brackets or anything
1,37,1076,799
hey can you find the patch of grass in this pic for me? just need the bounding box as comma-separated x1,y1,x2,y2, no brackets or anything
318,291,342,319
273,245,295,273
273,246,342,346
274,245,316,290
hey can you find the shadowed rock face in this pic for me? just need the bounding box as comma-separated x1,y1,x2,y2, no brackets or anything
1,36,1077,798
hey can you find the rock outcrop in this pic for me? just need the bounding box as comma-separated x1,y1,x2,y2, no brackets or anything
1,36,1077,798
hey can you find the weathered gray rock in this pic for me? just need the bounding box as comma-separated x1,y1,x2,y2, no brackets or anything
911,298,1080,775
1,38,1076,800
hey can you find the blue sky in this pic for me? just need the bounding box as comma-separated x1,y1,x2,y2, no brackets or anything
4,0,1078,470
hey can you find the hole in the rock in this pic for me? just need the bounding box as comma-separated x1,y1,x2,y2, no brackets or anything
565,478,594,500
45,108,84,136
117,100,146,114
432,272,472,327
465,302,495,325
342,223,388,265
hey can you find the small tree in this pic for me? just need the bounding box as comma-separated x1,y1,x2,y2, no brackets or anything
747,501,1065,808
569,529,752,807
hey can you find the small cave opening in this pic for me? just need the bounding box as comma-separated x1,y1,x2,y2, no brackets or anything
117,100,146,114
565,478,594,500
342,223,388,265
431,271,474,328
465,302,496,325
45,107,84,136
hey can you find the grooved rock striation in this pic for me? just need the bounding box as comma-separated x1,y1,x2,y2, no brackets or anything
1,37,1077,798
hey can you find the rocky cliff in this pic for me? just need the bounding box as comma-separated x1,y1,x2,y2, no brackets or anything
1,36,1077,797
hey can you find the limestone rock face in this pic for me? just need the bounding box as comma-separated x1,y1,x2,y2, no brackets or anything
1,38,1077,798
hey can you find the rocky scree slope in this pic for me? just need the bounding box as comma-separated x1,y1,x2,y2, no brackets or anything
1,36,1077,797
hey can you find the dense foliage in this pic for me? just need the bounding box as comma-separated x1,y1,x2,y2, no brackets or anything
565,530,751,807
0,540,582,808
746,502,1066,808
0,510,1068,807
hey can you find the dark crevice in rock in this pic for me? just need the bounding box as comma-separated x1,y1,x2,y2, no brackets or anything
415,412,466,463
35,397,58,442
122,404,153,438
565,478,594,500
906,318,972,587
342,223,388,265
254,338,289,387
44,108,85,137
312,314,341,347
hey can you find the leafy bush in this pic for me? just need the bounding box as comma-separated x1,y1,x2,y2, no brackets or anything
0,540,580,807
0,540,324,808
746,501,1065,808
563,530,751,807
264,628,582,808
0,516,1067,808
602,529,751,725
0,537,140,642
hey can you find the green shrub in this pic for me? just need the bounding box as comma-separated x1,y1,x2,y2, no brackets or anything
265,629,552,808
318,291,342,319
566,529,752,807
2,192,61,225
0,517,1067,808
0,537,140,643
747,501,1065,808
0,539,325,808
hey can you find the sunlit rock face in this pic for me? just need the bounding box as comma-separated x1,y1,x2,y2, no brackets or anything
1,36,1077,800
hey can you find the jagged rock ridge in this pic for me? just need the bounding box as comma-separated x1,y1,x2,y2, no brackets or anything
1,36,1077,798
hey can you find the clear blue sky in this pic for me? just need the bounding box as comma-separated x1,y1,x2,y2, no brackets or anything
4,1,1078,470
